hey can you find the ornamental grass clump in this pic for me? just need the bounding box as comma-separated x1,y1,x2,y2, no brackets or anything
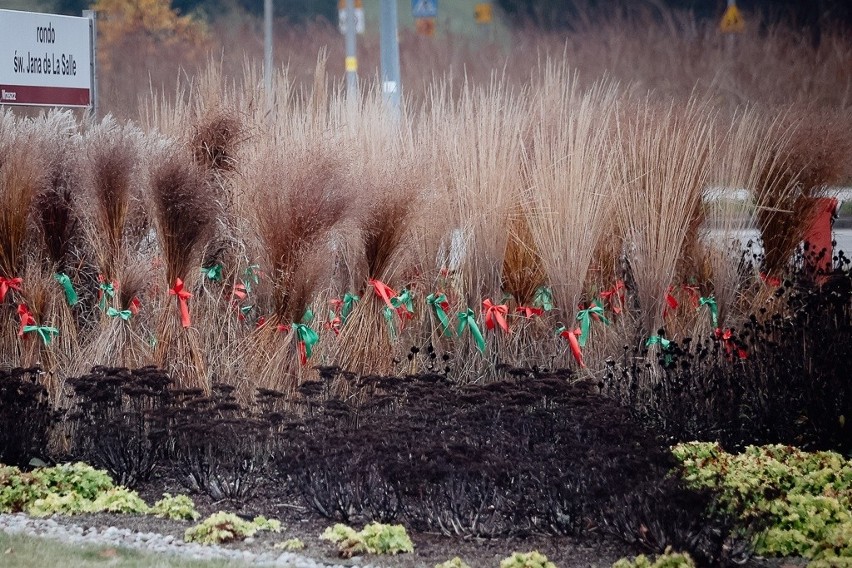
333,111,423,378
613,97,715,340
499,551,556,568
150,144,216,390
244,139,348,392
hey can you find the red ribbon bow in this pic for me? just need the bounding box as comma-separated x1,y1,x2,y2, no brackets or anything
369,279,397,310
325,315,342,336
0,277,23,303
256,316,267,329
168,278,192,328
714,328,748,360
17,304,35,337
760,272,781,287
559,327,586,368
129,297,141,316
663,286,679,318
516,306,544,318
482,299,510,334
600,280,625,314
330,298,343,314
681,284,700,308
229,283,247,301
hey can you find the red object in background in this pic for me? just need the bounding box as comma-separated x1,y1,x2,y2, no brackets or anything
804,197,838,277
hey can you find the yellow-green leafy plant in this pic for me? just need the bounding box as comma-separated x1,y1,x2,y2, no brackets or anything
320,522,414,557
275,538,305,551
499,550,557,568
184,512,281,544
672,442,852,560
90,486,149,514
612,547,696,568
435,557,472,568
151,493,200,521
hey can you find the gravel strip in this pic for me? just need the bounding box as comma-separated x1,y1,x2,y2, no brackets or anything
0,513,364,567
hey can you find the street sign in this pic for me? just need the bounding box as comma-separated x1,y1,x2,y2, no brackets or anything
719,4,745,33
412,0,437,19
0,9,93,107
474,3,492,24
338,0,365,35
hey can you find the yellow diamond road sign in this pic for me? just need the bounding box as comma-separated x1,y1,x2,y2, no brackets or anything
475,3,492,24
720,4,745,33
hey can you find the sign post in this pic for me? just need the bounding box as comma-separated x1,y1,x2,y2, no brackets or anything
379,0,401,115
0,9,94,110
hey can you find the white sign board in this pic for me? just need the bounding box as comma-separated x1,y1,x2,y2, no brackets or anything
338,7,365,35
0,9,92,107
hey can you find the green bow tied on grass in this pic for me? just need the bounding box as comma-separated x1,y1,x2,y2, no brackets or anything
301,308,314,324
291,322,319,361
426,293,452,336
382,306,398,340
533,286,554,312
242,264,260,293
23,325,60,346
646,335,673,365
106,307,133,321
698,296,718,328
201,264,223,282
341,293,359,324
53,273,78,307
98,280,115,310
456,308,486,353
576,305,610,348
391,288,414,318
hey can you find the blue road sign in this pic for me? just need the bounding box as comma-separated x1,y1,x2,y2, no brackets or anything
412,0,437,19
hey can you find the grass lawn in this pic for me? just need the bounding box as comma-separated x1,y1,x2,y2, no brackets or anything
0,532,243,568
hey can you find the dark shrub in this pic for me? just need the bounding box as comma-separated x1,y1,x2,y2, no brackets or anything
0,367,57,467
167,384,274,502
69,366,171,486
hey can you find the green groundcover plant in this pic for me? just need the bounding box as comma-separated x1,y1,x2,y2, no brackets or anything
499,551,557,568
321,522,414,557
672,442,852,561
184,512,281,544
0,462,201,521
612,548,696,568
435,557,472,568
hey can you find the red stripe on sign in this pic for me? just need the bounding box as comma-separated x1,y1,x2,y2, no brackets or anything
0,85,90,107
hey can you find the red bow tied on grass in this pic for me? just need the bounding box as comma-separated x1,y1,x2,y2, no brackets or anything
482,299,510,334
599,280,625,314
760,272,781,287
714,328,748,360
17,304,35,337
556,325,586,368
663,286,679,318
129,297,141,316
682,284,700,308
369,279,397,311
516,306,544,318
168,278,192,328
0,277,23,303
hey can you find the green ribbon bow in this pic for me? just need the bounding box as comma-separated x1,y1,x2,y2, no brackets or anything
456,308,486,353
53,273,78,307
301,309,314,324
23,325,60,346
382,306,398,340
201,264,223,282
291,323,319,359
646,335,673,365
645,335,671,349
341,292,359,324
242,264,260,293
576,305,611,347
698,296,718,328
426,293,452,336
240,305,253,317
533,286,554,312
106,307,132,321
98,281,115,310
391,288,414,316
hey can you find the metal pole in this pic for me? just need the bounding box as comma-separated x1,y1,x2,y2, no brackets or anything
83,9,98,119
264,0,273,97
345,0,358,102
379,0,401,115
